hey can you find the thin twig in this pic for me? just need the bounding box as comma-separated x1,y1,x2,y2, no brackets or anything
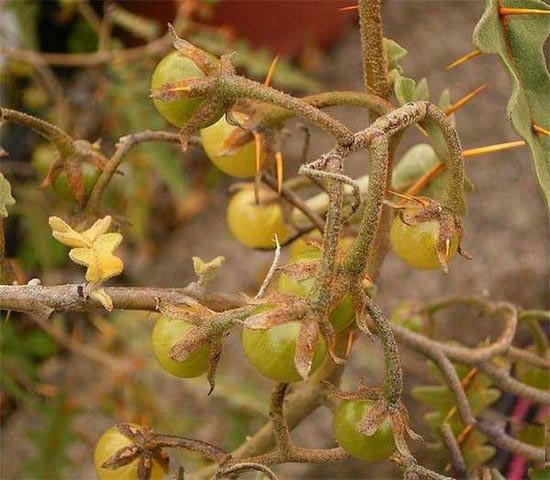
255,236,281,299
262,173,325,233
440,423,467,478
85,131,197,215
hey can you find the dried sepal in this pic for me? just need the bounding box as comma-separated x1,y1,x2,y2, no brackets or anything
0,173,15,218
169,324,212,362
160,300,255,393
64,152,85,206
324,379,382,401
206,339,223,395
317,316,344,365
149,77,212,102
101,444,140,469
158,299,214,325
358,400,422,459
36,140,106,205
37,148,64,189
178,99,229,152
220,120,254,156
243,292,306,329
100,423,169,480
278,258,320,282
350,284,373,336
357,400,390,436
137,457,152,480
168,24,219,76
398,197,467,274
295,318,321,380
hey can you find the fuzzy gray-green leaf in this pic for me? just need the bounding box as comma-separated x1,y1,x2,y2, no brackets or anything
473,0,550,207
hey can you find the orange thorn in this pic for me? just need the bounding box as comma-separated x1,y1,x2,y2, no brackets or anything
462,140,525,158
275,151,284,194
253,132,263,177
389,189,429,207
444,239,451,263
456,424,474,444
416,124,430,137
339,5,358,12
533,124,550,136
404,163,445,197
445,49,482,70
401,141,526,197
444,83,487,116
345,330,356,358
500,7,550,16
264,53,280,87
363,272,375,288
442,367,479,424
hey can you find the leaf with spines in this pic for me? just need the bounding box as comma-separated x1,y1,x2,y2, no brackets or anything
474,0,550,207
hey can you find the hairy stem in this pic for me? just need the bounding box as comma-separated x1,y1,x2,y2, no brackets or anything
344,132,389,279
226,76,354,146
303,154,345,315
264,91,393,125
424,104,464,212
85,130,187,215
1,107,72,147
364,296,403,405
357,0,391,98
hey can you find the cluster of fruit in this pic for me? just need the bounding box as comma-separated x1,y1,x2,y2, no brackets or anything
93,49,467,479
151,50,461,265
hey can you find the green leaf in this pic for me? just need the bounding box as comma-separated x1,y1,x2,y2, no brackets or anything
384,38,408,73
516,423,545,447
393,71,430,104
473,0,550,207
463,444,496,470
529,466,550,480
392,144,440,191
0,173,16,218
393,72,417,105
426,430,496,470
415,78,430,103
392,143,473,213
413,384,500,414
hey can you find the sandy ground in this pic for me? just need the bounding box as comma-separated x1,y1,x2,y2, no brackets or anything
1,1,548,479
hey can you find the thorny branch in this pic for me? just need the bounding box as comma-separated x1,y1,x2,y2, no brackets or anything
1,4,547,479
